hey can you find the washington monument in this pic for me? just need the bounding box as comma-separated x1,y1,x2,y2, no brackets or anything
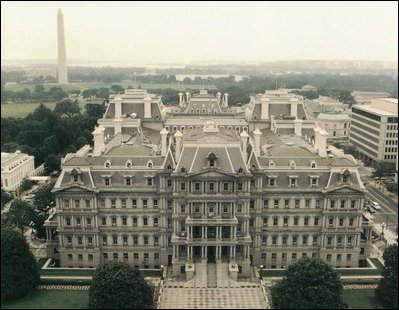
57,8,68,84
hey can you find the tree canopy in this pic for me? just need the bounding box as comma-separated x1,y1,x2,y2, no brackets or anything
89,261,154,309
270,258,347,309
376,244,398,309
5,199,37,232
1,227,39,302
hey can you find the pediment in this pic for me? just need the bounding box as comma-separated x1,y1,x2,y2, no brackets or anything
52,184,98,193
324,185,364,194
189,168,238,179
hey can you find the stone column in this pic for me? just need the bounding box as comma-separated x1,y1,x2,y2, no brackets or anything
160,128,168,156
253,128,262,156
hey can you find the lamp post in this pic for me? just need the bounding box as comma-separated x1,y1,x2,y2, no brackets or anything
259,264,264,281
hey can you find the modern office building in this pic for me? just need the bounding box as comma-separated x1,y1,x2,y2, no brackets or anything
1,151,35,191
351,91,390,104
45,88,372,277
350,98,398,164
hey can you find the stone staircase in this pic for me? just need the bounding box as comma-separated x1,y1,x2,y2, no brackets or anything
216,262,230,288
207,263,217,288
194,262,207,288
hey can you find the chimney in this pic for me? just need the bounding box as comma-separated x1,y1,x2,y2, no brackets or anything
217,92,221,103
253,129,262,156
144,95,152,118
290,97,298,117
178,93,184,107
294,119,302,136
260,97,269,119
160,128,169,156
240,130,249,162
93,126,105,156
314,127,328,157
224,93,229,107
114,119,122,134
174,130,183,162
114,96,123,118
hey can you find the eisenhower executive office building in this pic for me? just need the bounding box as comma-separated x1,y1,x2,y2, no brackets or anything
45,88,372,277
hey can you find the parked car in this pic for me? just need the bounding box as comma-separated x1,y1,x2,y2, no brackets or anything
371,201,381,210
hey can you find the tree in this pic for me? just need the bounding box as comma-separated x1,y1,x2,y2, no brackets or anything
372,161,396,178
1,227,39,302
1,189,13,207
54,99,81,117
19,178,34,192
376,244,398,309
270,258,347,309
5,199,37,233
110,85,124,93
44,154,61,174
89,261,154,309
33,184,55,212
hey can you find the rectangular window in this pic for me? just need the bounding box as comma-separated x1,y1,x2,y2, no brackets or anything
126,178,131,186
74,199,80,208
111,199,116,208
103,236,107,245
282,236,287,245
78,236,82,245
305,199,310,208
351,200,356,208
123,253,128,260
144,236,148,245
327,237,332,245
250,200,255,210
316,200,320,208
100,199,105,208
133,236,138,245
263,217,268,227
339,218,344,226
105,178,110,186
347,254,352,261
132,199,137,208
85,200,90,208
293,236,297,245
143,218,148,226
113,253,118,260
295,199,300,208
329,218,334,226
121,199,126,208
113,236,118,245
314,218,319,226
147,178,153,186
292,253,297,259
262,236,267,245
223,182,229,191
209,182,215,191
66,218,71,226
76,218,81,226
64,199,70,208
122,217,127,226
67,236,72,245
194,182,200,191
154,236,159,245
337,254,342,261
132,217,137,226
88,237,93,246
78,254,83,261
144,253,149,260
274,199,279,208
313,236,317,245
112,217,116,226
304,218,309,226
181,183,186,191
167,179,172,188
86,218,92,227
181,205,186,213
154,253,159,260
273,218,278,226
88,254,93,262
294,218,299,226
341,201,345,208
271,253,276,260
263,199,269,208
154,218,158,227
349,218,354,226
283,217,288,226
330,201,335,208
347,237,352,246
269,178,275,186
142,199,147,208
103,253,108,260
153,199,158,208
285,199,290,208
237,183,243,190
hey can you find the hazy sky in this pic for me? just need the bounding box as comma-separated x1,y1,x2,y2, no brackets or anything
1,1,398,64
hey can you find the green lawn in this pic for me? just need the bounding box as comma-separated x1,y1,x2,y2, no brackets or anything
4,81,215,92
39,268,95,277
1,101,88,118
343,289,384,309
1,290,89,309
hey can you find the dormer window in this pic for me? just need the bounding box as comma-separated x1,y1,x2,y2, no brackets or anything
269,160,275,168
167,164,172,171
289,160,296,169
105,160,111,168
147,161,153,169
207,152,217,168
268,175,277,186
71,168,81,183
342,169,351,183
238,167,243,174
310,161,317,169
102,175,111,186
126,161,132,168
309,176,319,188
181,167,186,173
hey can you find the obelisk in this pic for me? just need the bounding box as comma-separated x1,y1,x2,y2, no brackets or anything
57,8,68,84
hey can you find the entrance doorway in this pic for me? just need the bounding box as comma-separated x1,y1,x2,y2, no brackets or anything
208,246,215,263
193,246,201,261
221,246,229,260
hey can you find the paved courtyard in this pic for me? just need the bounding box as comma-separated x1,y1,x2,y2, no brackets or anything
159,285,266,309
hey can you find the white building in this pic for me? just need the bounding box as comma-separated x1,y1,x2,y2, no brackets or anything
45,89,372,278
351,91,390,104
1,151,35,191
317,113,351,141
350,98,398,164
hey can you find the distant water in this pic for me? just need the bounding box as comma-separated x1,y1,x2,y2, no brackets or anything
175,74,247,82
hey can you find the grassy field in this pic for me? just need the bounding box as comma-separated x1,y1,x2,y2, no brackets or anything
343,289,383,309
4,81,215,92
1,101,88,118
1,290,89,309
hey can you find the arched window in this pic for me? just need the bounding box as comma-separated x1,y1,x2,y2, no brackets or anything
269,160,275,168
310,161,317,169
147,161,153,168
289,160,296,169
105,160,111,168
126,160,132,168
